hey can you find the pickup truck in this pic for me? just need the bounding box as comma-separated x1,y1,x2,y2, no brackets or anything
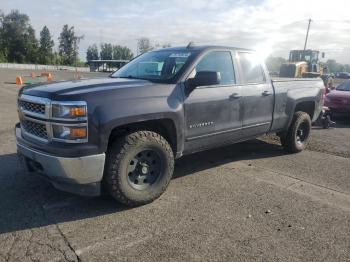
16,45,324,206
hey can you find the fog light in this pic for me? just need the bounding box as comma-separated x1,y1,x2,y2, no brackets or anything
52,125,87,141
70,127,87,138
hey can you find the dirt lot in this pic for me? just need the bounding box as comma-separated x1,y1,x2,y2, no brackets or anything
0,69,349,262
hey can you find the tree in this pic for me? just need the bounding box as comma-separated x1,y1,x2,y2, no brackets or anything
38,26,54,64
24,25,39,63
325,59,346,73
52,51,61,65
73,34,84,66
0,9,3,23
154,42,171,49
86,44,99,61
162,43,171,48
58,24,82,65
343,64,350,73
0,10,6,62
137,37,153,54
100,43,113,60
265,56,287,72
0,10,38,63
112,45,133,60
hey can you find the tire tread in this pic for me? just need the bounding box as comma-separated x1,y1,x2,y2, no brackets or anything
280,111,311,153
104,131,174,206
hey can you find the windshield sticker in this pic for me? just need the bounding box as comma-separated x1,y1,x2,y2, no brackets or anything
169,53,191,58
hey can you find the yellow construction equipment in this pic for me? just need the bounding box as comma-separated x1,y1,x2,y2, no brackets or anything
279,50,326,78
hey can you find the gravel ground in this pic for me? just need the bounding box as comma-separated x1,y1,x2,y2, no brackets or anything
0,69,349,262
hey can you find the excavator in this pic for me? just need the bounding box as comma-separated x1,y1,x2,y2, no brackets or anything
279,49,327,78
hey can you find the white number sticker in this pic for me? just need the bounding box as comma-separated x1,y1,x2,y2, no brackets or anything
169,53,191,58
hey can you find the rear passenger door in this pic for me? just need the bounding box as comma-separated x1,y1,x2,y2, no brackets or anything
236,52,274,137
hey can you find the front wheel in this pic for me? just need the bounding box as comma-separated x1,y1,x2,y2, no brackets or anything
279,111,311,153
104,131,174,206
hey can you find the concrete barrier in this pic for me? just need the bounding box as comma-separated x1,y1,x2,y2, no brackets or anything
0,63,90,72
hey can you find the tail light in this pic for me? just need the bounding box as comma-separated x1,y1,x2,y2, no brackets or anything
321,87,326,103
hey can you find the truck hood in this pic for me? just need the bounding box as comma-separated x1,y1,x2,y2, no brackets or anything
20,77,158,99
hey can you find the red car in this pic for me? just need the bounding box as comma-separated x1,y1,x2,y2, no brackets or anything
325,80,350,114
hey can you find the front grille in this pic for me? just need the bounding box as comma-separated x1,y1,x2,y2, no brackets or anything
18,100,45,115
22,120,48,140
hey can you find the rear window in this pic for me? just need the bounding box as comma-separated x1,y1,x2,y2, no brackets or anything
237,52,266,84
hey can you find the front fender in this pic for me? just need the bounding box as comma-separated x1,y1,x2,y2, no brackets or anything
95,96,184,155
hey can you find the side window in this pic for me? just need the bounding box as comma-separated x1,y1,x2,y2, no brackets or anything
238,52,266,84
193,51,235,85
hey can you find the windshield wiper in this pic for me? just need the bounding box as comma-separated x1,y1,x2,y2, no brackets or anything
118,75,144,79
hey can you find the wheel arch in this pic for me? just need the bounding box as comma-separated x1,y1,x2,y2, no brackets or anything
294,101,316,119
106,118,179,157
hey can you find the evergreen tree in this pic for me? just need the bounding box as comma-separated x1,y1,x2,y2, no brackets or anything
0,10,6,62
112,45,133,60
86,44,99,61
1,10,38,63
58,24,81,65
38,26,54,64
24,25,39,63
137,37,153,54
100,43,113,60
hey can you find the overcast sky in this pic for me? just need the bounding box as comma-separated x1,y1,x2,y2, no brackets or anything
1,0,349,63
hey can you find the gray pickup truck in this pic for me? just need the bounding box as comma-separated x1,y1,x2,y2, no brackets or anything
16,45,324,206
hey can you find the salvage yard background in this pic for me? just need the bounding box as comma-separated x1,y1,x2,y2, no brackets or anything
0,68,349,262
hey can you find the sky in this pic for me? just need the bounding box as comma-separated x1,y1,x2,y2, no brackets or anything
1,0,349,63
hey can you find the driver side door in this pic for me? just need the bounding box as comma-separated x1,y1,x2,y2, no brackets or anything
183,50,242,153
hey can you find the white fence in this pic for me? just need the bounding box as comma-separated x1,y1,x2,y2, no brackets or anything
0,63,90,72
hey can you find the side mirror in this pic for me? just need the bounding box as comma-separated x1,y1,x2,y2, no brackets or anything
187,71,221,92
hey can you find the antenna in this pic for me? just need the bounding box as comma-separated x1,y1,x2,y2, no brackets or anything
186,41,195,49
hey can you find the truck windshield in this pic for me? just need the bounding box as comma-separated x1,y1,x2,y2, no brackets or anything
111,50,193,82
336,80,350,91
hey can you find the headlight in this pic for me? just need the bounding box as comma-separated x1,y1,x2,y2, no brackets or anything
52,125,87,142
51,102,87,120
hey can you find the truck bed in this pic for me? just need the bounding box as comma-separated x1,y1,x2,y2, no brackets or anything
270,77,324,132
271,77,324,83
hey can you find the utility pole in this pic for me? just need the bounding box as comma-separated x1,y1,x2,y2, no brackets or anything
303,19,312,52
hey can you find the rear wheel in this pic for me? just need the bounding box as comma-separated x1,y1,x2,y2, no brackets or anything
104,131,174,206
279,111,311,153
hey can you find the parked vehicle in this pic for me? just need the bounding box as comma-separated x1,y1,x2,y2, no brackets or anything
335,72,350,79
279,49,326,78
325,80,350,113
16,45,324,206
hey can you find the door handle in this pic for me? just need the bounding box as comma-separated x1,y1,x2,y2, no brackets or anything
262,90,271,96
229,93,242,99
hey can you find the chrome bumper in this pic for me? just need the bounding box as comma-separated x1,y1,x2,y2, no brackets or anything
16,126,105,196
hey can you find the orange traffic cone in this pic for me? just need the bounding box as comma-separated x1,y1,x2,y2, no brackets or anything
16,76,23,85
47,73,53,81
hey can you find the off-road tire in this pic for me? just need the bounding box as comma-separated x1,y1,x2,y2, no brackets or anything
279,111,311,153
104,131,174,206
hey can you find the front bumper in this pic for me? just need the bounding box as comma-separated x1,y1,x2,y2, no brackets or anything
16,126,106,196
